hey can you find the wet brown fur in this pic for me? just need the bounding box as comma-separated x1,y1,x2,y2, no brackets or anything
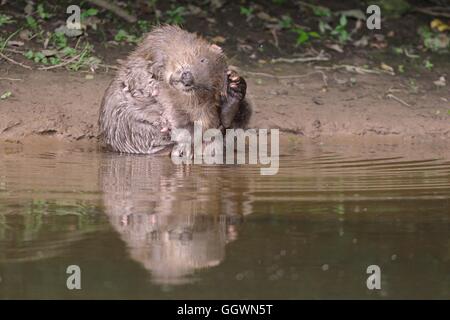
98,25,251,154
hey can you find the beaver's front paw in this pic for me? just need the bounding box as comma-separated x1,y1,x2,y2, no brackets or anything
227,70,247,101
170,143,193,162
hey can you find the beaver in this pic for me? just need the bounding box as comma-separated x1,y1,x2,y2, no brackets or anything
98,25,252,155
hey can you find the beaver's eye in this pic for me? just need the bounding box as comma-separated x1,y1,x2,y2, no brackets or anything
200,58,208,63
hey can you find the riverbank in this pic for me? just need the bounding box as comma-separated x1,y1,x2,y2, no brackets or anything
0,63,448,144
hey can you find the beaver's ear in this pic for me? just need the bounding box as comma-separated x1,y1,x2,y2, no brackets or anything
143,49,165,79
210,44,223,54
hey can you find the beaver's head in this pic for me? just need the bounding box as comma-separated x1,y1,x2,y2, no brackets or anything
139,25,228,97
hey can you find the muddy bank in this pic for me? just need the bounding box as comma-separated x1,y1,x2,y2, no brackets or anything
0,64,449,143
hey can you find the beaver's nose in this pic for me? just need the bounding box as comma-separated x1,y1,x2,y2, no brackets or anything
180,71,194,86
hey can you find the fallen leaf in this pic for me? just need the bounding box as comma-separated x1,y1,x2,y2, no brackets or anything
7,40,24,47
19,30,32,41
1,91,12,100
211,36,226,44
431,19,450,32
353,35,369,47
256,12,277,23
380,63,395,74
326,43,344,53
433,76,446,87
24,2,34,15
187,5,203,16
210,0,225,10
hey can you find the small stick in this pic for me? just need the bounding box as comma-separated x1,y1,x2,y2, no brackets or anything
271,51,330,64
269,28,279,48
0,77,23,81
414,7,450,18
386,93,412,107
244,70,328,86
98,63,119,70
0,52,33,70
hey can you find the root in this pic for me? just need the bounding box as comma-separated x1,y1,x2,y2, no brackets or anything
271,50,330,64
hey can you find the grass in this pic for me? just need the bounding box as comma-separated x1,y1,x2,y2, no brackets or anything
0,14,15,27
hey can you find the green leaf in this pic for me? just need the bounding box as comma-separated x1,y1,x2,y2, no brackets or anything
24,50,34,59
61,47,77,57
0,14,15,27
26,16,38,30
279,15,293,29
240,6,253,17
49,56,61,65
339,15,348,27
37,4,52,19
114,29,129,42
1,91,12,100
82,8,98,18
312,5,331,17
424,60,434,70
295,30,309,45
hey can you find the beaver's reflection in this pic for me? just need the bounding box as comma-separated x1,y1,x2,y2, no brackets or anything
100,154,252,285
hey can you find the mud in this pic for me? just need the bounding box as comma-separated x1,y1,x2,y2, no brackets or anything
0,63,449,144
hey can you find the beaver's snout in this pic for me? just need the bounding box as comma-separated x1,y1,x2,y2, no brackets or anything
180,71,194,87
169,69,195,92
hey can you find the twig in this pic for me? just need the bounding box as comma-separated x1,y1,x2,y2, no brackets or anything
0,52,33,70
386,93,412,107
269,28,279,49
244,70,328,86
0,29,22,53
315,64,384,75
37,53,81,70
404,49,420,59
3,48,26,54
271,50,330,63
0,77,23,81
87,0,137,23
414,7,450,19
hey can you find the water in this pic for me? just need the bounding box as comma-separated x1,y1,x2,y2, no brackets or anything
0,138,449,299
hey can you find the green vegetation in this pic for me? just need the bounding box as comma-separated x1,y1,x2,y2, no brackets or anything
419,26,450,52
114,29,138,43
80,8,99,20
240,6,254,18
293,28,320,46
165,5,185,25
0,91,12,100
0,14,14,27
36,3,52,20
424,59,434,70
331,15,350,43
0,0,447,74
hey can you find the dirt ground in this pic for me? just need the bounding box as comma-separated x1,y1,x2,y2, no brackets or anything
0,61,449,144
1,1,449,146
